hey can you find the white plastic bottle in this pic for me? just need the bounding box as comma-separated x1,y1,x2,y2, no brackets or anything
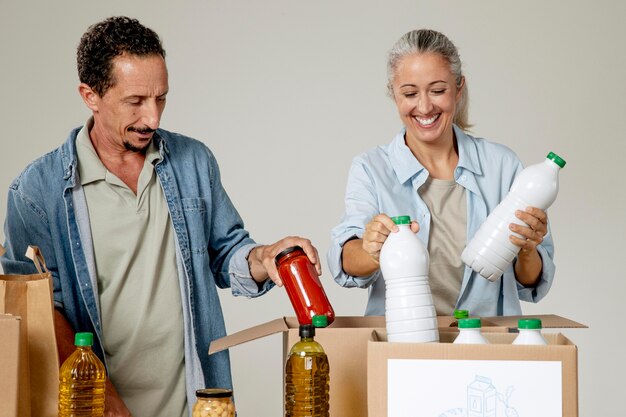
379,215,438,343
453,318,488,344
512,318,548,345
461,152,566,281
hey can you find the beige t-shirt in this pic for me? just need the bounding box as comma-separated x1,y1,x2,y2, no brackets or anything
77,123,187,417
419,177,467,316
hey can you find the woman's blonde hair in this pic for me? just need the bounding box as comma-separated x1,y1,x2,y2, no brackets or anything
387,29,471,131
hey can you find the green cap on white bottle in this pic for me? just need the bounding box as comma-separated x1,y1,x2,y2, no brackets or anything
391,216,411,225
547,152,566,168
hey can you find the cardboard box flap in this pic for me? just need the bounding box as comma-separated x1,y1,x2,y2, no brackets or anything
209,317,290,354
481,314,587,329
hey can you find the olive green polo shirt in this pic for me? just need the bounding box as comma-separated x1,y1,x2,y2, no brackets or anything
76,122,187,417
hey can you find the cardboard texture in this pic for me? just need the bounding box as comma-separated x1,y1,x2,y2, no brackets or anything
0,246,59,417
211,316,384,417
0,314,20,417
368,330,579,417
209,316,542,417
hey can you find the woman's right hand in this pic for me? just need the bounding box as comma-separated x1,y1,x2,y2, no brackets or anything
362,214,420,263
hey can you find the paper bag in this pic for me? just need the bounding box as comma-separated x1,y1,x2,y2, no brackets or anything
0,245,59,417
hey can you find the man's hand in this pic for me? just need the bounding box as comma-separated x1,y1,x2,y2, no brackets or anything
104,379,132,417
248,236,321,286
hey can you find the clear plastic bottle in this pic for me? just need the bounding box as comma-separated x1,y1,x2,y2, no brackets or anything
285,315,330,417
192,388,236,417
512,318,548,345
379,215,438,343
462,152,566,281
453,318,489,344
58,332,106,417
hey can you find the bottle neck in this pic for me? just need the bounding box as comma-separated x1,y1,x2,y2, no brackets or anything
545,159,562,171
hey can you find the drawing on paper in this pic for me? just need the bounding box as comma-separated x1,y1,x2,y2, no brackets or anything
438,375,519,417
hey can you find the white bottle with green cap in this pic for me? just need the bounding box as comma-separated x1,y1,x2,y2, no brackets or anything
380,215,438,343
462,152,566,282
512,318,548,345
453,318,489,344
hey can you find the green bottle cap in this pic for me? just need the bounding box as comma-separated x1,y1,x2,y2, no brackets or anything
312,315,328,328
458,318,482,329
74,332,94,346
518,318,543,330
453,309,469,319
391,216,411,225
547,152,566,168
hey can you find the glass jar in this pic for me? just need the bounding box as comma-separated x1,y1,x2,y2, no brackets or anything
275,246,335,326
192,388,236,417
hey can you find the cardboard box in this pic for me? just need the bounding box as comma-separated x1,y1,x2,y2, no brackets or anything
368,322,584,417
0,314,20,417
210,316,513,417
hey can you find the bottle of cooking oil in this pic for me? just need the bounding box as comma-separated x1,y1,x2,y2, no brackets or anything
58,332,106,417
285,315,330,417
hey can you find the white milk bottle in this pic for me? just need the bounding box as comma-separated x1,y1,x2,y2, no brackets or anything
461,152,566,281
512,318,548,345
379,215,438,343
453,318,488,344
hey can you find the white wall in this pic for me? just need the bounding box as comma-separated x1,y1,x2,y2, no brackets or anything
1,1,624,416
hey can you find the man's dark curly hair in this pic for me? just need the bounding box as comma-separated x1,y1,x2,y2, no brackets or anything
77,16,166,97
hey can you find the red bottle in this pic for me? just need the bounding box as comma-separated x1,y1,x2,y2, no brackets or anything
275,246,335,326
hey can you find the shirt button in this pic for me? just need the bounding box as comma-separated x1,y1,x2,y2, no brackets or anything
460,175,467,181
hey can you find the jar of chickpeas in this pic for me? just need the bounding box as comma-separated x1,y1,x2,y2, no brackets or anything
192,388,236,417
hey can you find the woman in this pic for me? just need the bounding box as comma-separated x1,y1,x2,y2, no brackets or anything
327,29,554,317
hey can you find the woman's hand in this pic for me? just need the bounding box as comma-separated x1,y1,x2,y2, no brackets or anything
362,214,420,263
509,206,548,286
508,207,548,254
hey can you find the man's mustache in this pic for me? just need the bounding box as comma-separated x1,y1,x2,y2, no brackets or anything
128,127,156,134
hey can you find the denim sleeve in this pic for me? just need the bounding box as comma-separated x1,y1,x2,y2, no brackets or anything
228,243,275,297
327,158,380,289
515,223,556,302
203,148,257,289
2,182,63,309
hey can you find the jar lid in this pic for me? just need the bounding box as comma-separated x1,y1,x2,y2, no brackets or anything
312,315,328,328
518,318,542,330
274,246,303,264
458,318,481,329
195,388,233,398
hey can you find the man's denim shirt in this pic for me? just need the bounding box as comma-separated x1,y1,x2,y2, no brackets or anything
1,126,273,407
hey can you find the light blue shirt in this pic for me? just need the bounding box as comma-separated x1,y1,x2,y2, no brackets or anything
327,125,555,317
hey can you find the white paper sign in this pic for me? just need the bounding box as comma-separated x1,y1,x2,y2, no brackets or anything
388,359,562,417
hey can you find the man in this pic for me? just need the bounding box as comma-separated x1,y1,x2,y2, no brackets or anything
1,16,320,417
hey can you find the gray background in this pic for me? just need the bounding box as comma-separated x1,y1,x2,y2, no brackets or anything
1,1,623,416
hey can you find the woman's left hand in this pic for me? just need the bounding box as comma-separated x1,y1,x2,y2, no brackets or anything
509,207,548,255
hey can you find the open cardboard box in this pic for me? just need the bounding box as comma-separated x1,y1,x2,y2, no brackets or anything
368,317,586,417
210,315,583,417
0,314,20,417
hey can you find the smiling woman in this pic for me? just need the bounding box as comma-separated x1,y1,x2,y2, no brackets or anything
327,29,556,319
